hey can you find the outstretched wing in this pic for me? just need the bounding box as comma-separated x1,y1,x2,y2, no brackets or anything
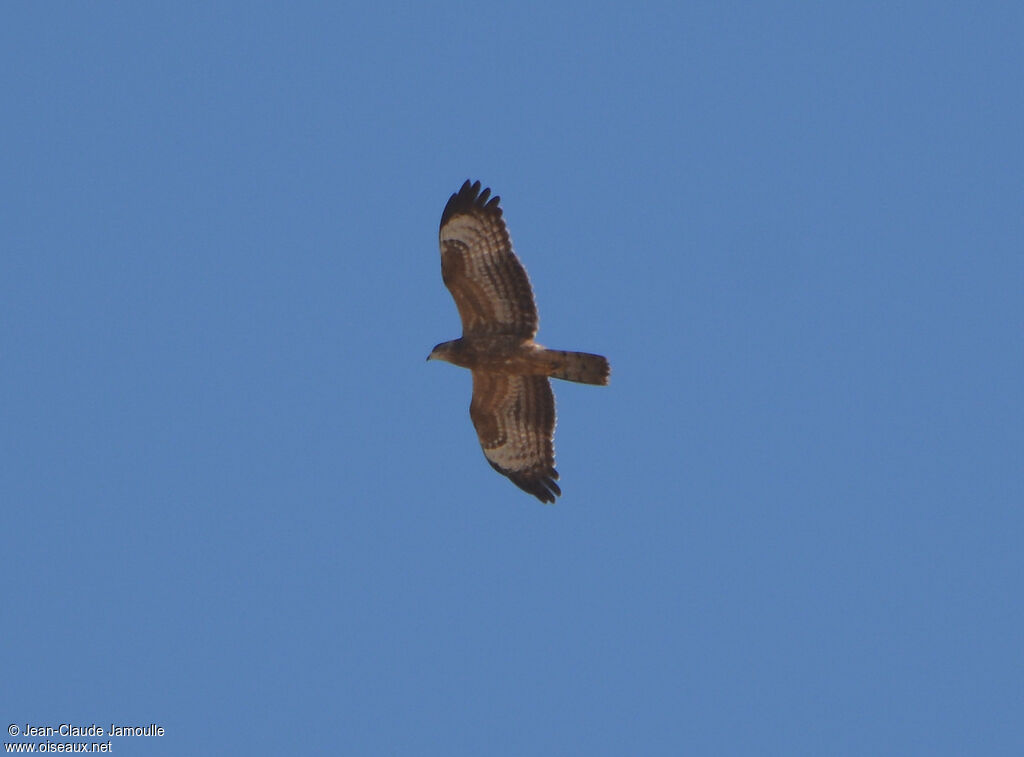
469,371,560,503
439,180,539,338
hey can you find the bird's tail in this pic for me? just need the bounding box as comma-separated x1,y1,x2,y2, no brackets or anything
543,350,610,386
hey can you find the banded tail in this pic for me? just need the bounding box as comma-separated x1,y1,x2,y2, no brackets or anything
544,350,610,386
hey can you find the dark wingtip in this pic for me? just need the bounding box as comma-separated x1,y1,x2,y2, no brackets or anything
493,465,561,504
440,179,502,229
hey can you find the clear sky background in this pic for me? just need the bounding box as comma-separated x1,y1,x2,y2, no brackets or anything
2,3,1022,755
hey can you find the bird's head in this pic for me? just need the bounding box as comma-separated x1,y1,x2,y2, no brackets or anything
426,340,459,363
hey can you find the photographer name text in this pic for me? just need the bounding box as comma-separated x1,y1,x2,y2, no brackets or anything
15,724,164,738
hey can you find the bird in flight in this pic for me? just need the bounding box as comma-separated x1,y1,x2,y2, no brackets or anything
428,180,609,503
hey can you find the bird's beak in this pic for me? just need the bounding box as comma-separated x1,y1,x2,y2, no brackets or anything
426,353,433,362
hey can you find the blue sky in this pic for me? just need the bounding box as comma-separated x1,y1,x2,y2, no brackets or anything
2,2,1022,755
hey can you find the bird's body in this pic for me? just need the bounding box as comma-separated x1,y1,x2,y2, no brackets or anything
430,337,608,382
428,180,609,503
